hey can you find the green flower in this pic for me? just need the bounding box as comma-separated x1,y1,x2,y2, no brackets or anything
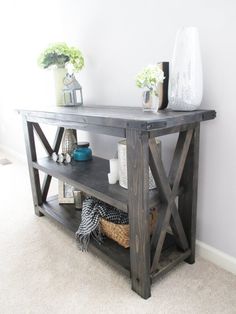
136,64,165,93
38,42,84,72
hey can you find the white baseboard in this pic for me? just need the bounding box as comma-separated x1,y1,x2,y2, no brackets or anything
0,144,26,163
196,240,236,275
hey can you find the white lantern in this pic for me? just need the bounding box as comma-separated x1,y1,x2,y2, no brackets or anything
63,73,83,106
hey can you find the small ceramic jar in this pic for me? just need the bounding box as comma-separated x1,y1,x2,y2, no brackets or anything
72,142,92,161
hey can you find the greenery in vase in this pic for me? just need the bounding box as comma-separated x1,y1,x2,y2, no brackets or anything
136,64,165,95
38,42,84,72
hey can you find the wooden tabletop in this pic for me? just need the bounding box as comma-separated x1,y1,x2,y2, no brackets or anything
19,106,216,131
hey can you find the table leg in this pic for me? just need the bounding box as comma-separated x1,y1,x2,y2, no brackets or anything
126,129,151,299
179,124,200,264
22,117,43,217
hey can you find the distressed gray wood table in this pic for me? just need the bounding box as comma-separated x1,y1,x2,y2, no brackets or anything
19,106,216,299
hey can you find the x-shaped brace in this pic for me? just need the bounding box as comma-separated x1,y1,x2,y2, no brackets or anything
32,123,65,201
149,129,194,273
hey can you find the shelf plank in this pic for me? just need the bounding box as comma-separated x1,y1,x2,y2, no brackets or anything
38,196,189,278
33,156,160,212
39,196,130,273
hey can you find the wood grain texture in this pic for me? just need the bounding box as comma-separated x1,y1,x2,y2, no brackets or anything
22,118,43,216
179,124,200,264
40,195,130,274
42,175,51,202
149,130,193,273
33,156,161,213
168,130,193,248
19,106,215,299
42,127,64,202
127,129,151,299
39,195,180,280
32,123,53,155
151,249,191,280
18,106,216,133
150,122,198,138
54,127,65,152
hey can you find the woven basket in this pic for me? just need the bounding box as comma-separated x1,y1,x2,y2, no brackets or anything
100,208,158,248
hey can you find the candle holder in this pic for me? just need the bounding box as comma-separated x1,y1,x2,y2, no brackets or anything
108,158,119,184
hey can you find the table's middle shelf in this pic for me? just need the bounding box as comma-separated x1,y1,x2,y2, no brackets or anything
33,156,161,212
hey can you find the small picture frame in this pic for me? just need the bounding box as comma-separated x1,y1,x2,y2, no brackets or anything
58,181,75,204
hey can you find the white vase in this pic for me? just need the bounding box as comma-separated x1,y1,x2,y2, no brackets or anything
168,27,203,111
52,67,67,106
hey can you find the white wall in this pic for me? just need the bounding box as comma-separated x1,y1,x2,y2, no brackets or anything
0,0,235,258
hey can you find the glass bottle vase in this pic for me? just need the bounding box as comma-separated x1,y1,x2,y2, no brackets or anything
142,90,159,112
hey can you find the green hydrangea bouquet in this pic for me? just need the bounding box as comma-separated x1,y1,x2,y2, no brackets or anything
136,64,165,95
38,42,84,72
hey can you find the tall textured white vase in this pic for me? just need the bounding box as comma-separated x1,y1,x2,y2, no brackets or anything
168,27,203,111
53,67,67,106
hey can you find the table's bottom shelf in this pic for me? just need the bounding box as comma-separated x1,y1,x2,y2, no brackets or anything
38,195,190,279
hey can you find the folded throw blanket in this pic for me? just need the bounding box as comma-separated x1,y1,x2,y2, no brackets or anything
75,196,128,251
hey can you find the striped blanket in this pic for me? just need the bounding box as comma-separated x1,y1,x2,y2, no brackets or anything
75,196,128,251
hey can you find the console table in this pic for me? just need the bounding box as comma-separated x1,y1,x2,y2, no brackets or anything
19,106,216,299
